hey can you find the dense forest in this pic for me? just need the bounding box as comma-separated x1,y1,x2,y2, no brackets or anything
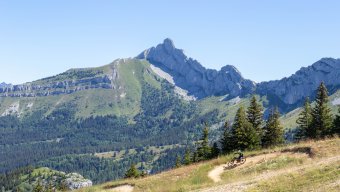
0,80,219,189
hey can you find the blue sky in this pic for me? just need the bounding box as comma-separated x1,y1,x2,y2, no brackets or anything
1,0,340,84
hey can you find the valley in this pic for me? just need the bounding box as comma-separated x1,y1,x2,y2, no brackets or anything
0,39,340,191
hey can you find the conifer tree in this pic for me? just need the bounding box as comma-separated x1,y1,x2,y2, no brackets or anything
183,149,192,165
192,151,198,163
46,182,53,192
175,155,182,168
125,164,140,178
210,142,220,158
58,180,68,191
262,107,284,147
33,181,43,192
233,106,259,150
247,95,264,140
196,124,211,161
296,97,312,140
311,82,333,138
220,121,235,154
333,106,340,135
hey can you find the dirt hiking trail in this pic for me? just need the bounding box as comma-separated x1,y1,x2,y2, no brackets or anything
107,184,134,192
201,151,340,192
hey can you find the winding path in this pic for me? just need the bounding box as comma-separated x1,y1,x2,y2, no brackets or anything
200,154,340,192
108,184,134,192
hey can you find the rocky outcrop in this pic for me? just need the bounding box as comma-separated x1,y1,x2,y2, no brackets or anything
137,38,255,99
137,39,340,110
65,173,93,190
257,58,340,107
0,82,11,88
0,75,113,97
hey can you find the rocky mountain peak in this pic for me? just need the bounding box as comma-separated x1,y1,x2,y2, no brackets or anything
257,57,340,110
0,82,11,88
136,38,255,99
162,38,176,52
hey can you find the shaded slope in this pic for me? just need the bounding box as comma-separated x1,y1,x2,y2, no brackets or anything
137,38,255,99
257,58,340,111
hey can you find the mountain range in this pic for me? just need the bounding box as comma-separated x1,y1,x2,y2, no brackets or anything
2,38,339,112
0,38,339,186
137,38,340,111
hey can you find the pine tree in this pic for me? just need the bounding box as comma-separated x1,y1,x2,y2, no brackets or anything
58,180,68,191
46,182,53,192
196,124,211,161
311,82,333,138
33,182,43,192
247,95,264,140
296,97,312,140
220,121,235,154
125,164,140,178
210,142,220,158
262,107,284,147
175,155,182,168
233,106,260,150
183,149,192,165
333,106,340,135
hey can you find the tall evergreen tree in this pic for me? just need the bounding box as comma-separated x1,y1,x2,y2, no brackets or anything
296,97,312,140
333,106,340,135
247,95,264,139
311,82,333,138
196,124,211,161
233,106,259,150
33,181,43,192
262,107,284,147
220,121,235,154
183,149,191,165
210,142,220,158
124,164,140,178
175,155,182,168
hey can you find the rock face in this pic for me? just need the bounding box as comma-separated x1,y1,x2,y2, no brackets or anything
137,38,255,99
257,58,340,107
0,73,114,97
0,82,11,88
65,173,93,190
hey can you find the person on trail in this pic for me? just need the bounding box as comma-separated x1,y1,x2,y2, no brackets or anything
235,150,244,161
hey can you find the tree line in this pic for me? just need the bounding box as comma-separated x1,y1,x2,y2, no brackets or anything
296,82,340,139
174,82,340,167
174,93,284,166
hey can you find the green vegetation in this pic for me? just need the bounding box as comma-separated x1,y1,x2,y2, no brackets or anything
1,59,340,192
125,164,140,178
296,97,312,139
262,107,284,147
311,82,333,138
220,121,234,154
247,95,264,139
0,61,220,185
249,163,339,192
334,106,340,134
296,82,339,139
0,167,81,192
77,138,340,192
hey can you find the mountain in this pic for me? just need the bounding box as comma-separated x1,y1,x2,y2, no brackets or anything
0,38,339,188
137,39,340,112
137,38,255,99
0,58,220,184
0,82,11,88
257,58,340,111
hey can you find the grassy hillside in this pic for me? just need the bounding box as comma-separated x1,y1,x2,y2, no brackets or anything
77,137,340,192
1,57,339,188
0,59,162,119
